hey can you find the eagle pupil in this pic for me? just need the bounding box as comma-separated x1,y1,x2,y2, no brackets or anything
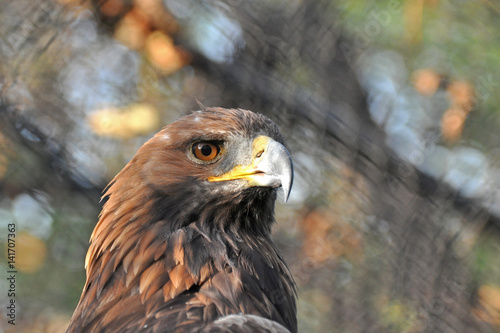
201,145,212,156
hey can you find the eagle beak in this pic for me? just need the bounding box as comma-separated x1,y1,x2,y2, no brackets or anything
208,136,294,202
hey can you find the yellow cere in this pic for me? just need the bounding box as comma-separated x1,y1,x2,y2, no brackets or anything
207,135,272,183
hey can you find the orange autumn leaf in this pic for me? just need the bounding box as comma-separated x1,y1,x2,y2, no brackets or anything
412,69,441,96
447,80,475,112
473,285,500,327
145,31,190,74
89,103,160,139
100,0,127,18
441,108,466,143
114,9,151,50
134,0,178,33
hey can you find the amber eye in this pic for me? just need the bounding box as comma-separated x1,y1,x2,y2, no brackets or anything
192,142,221,161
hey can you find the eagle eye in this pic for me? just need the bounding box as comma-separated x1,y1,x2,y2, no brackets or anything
192,142,221,162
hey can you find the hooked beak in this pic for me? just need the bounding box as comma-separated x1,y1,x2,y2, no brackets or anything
208,136,293,202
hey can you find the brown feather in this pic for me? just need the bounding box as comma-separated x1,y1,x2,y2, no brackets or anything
109,222,139,252
173,242,185,265
162,281,174,302
125,267,137,288
198,263,213,284
122,247,135,275
132,251,148,276
153,241,167,261
113,234,138,271
139,260,167,303
137,227,158,253
168,264,187,289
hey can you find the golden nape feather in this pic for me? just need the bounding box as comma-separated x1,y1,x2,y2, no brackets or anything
66,107,297,333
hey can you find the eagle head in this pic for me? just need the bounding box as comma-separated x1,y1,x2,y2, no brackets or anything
111,107,293,234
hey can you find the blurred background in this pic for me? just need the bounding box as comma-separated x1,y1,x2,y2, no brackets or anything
1,0,500,332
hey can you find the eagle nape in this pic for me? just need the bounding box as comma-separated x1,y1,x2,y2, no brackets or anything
66,107,297,333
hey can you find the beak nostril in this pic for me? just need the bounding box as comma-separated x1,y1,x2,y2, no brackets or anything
256,150,264,158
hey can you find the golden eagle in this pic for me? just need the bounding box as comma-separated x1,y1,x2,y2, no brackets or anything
66,107,297,333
